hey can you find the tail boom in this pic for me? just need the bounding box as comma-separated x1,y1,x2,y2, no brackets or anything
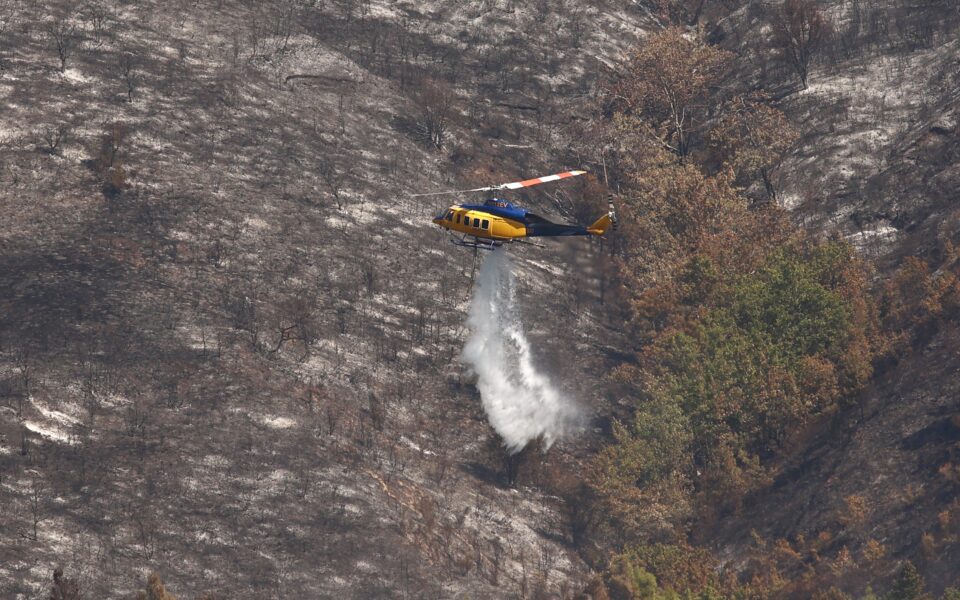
587,214,613,236
586,195,618,236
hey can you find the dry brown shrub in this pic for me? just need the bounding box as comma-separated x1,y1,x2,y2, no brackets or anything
838,494,870,528
135,573,177,600
920,531,936,560
863,539,886,563
938,461,960,484
830,545,854,575
609,27,732,162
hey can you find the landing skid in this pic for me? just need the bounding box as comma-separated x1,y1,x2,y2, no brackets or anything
512,238,545,248
449,234,503,251
445,232,545,250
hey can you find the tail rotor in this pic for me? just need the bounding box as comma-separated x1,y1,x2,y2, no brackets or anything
608,193,619,233
586,194,620,237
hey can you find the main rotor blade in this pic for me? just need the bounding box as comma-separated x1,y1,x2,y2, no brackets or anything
410,186,494,197
410,169,587,197
497,169,587,191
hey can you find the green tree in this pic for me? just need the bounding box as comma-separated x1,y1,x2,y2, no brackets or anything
605,544,728,599
886,562,926,600
593,242,876,531
591,396,693,538
658,243,866,455
608,555,661,600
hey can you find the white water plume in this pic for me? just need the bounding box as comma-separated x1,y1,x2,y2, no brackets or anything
461,249,582,454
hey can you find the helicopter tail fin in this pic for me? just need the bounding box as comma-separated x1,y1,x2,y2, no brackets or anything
586,194,618,236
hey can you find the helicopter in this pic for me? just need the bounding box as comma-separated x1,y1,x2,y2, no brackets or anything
416,170,617,250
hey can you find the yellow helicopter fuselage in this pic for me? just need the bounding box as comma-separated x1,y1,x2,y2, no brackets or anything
433,205,527,241
432,199,614,249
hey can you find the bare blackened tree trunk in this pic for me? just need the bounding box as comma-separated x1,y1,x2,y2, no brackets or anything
415,78,455,150
318,153,348,209
0,7,10,41
652,0,711,26
118,52,136,102
688,0,707,24
49,17,77,72
14,347,31,418
49,567,81,600
84,2,109,46
269,0,296,55
96,123,128,197
772,0,831,89
41,124,69,155
23,477,46,540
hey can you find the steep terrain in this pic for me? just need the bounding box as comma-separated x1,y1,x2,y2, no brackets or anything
0,0,643,597
712,322,960,594
714,0,960,261
703,1,960,595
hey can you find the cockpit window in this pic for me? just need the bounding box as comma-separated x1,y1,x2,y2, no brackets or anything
446,211,454,221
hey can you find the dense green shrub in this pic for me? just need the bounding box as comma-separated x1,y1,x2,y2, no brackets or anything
594,242,876,533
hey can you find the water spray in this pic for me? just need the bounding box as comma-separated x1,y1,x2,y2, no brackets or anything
461,249,582,453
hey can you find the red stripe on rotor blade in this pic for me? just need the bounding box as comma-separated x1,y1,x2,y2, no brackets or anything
516,177,548,188
507,170,585,189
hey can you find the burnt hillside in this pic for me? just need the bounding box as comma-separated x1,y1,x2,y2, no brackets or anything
0,0,646,597
715,0,960,261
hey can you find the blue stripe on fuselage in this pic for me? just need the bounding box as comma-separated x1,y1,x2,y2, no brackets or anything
460,203,528,221
459,202,589,236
